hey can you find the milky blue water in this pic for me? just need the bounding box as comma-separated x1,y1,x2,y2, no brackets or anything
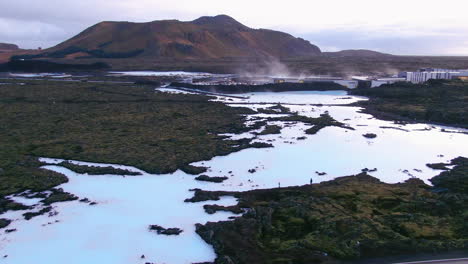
1,91,466,264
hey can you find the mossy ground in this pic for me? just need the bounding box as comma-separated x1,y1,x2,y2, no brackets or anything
267,112,353,135
195,157,468,264
0,80,256,208
57,162,142,176
350,80,468,128
256,125,282,135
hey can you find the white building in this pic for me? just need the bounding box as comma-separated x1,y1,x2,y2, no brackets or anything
399,69,468,84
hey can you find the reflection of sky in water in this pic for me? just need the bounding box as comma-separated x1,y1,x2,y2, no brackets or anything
0,163,240,264
1,91,466,264
220,90,367,105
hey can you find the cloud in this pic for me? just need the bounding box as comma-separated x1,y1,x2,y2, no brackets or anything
298,26,468,56
0,18,68,49
1,0,467,54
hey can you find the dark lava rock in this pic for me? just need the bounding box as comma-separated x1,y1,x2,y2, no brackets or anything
426,162,451,170
79,198,90,203
249,142,273,149
430,157,468,193
315,171,327,176
195,175,229,183
255,125,282,136
185,189,235,203
257,104,291,115
248,169,256,174
363,133,377,139
0,198,30,214
0,218,11,229
149,225,183,235
297,136,307,140
203,204,243,215
181,164,208,175
5,228,16,233
57,162,142,176
23,206,53,220
195,162,468,264
41,188,78,205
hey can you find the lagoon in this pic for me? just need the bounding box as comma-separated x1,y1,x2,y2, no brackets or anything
1,91,467,264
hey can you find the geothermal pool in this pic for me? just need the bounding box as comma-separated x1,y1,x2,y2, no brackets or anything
1,91,467,264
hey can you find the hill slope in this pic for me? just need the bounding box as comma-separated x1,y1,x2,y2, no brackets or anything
35,15,321,60
323,49,392,57
0,43,19,53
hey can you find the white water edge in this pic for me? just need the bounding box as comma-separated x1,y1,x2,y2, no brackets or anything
1,90,467,264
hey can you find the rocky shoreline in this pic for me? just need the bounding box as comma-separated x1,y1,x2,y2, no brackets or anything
0,80,276,220
190,157,468,264
170,82,348,94
349,80,468,129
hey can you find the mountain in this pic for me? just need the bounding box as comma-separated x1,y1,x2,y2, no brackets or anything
34,15,321,60
323,49,392,57
0,43,19,52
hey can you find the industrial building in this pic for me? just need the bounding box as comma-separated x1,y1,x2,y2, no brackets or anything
398,69,468,83
351,76,406,88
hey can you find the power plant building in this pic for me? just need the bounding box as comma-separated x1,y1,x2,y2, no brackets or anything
399,69,468,83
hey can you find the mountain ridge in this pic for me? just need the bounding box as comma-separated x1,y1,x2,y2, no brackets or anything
34,15,321,60
324,49,392,57
0,43,19,52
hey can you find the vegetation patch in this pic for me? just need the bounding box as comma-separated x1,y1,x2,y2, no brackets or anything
57,162,142,176
41,188,78,205
363,133,377,139
256,125,282,135
203,204,243,215
265,112,353,135
430,157,468,193
0,80,260,213
23,206,53,220
195,175,229,183
350,80,468,128
257,104,292,115
180,165,209,175
0,198,31,214
149,225,183,235
0,218,11,229
194,157,468,264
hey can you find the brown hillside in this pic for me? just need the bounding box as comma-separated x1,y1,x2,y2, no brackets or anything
323,49,392,57
0,43,19,53
39,15,321,60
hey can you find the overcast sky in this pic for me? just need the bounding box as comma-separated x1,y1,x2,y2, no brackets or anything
1,0,468,55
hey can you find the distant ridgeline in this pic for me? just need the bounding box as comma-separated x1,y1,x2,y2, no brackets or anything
0,43,19,52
